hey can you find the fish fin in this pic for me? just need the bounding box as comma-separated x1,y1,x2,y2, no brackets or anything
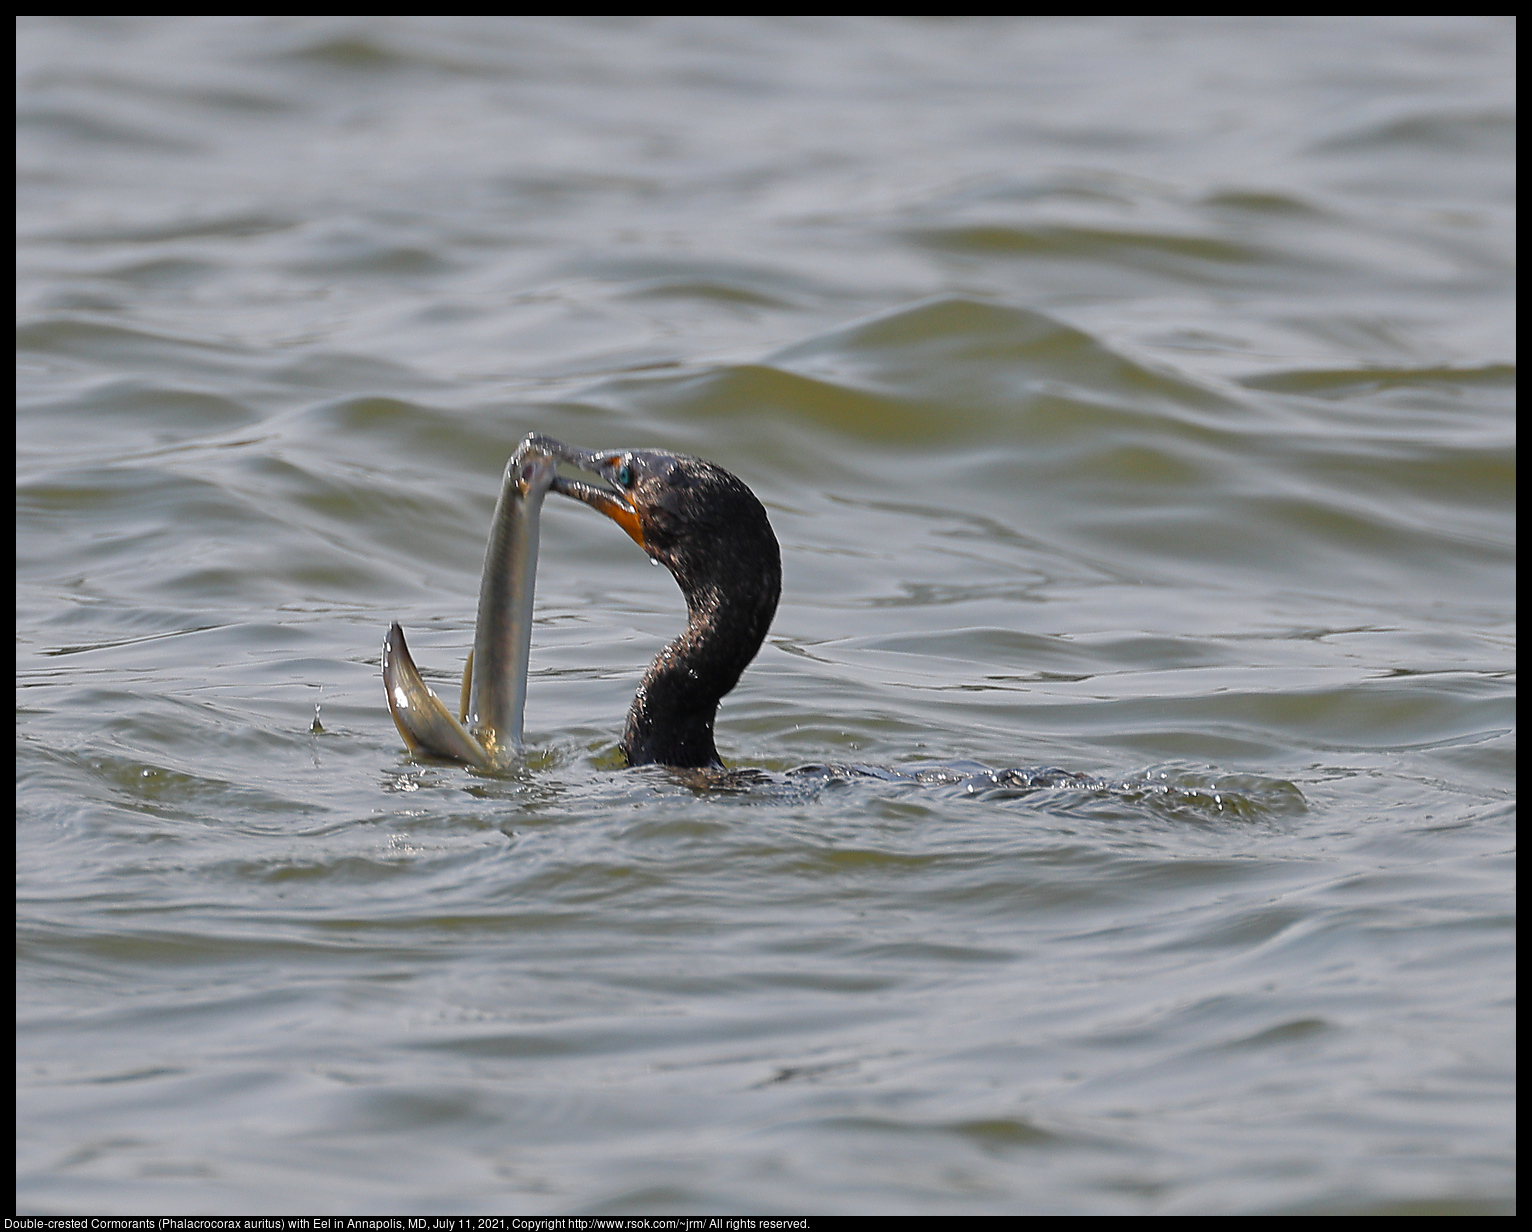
382,623,488,766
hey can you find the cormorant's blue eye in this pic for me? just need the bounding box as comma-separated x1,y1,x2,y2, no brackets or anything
616,464,634,488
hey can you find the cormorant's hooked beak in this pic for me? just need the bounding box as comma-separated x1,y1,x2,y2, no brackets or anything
525,434,646,549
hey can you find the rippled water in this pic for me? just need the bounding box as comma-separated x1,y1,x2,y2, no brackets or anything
17,16,1515,1215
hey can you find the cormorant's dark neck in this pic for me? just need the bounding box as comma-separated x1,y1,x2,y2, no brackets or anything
621,530,780,769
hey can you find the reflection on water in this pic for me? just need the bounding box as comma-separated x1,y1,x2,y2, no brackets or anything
17,16,1514,1215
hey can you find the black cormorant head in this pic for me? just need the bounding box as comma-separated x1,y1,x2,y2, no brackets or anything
528,434,781,768
532,435,780,623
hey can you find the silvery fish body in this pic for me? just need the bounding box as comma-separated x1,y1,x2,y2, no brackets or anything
383,438,556,769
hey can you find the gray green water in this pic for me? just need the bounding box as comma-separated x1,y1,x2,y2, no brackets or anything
17,17,1514,1215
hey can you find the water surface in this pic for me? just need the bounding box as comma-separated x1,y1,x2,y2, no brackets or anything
16,16,1515,1215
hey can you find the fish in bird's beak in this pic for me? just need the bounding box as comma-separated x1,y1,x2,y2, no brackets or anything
523,434,648,550
382,435,557,769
